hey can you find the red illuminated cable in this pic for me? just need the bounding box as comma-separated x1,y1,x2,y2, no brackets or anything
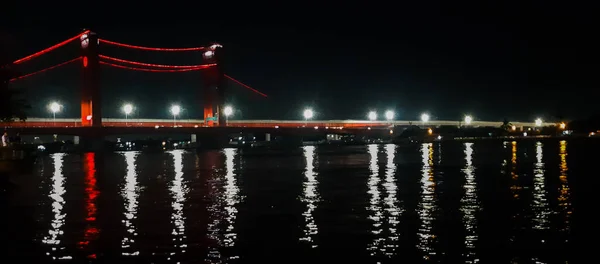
13,30,89,64
224,74,268,98
10,57,82,82
99,55,208,69
99,39,205,51
99,61,215,72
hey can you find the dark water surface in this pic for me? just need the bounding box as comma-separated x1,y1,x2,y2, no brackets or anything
1,139,593,263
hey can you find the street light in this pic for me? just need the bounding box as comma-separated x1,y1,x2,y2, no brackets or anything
224,105,233,125
303,108,314,125
385,110,394,121
171,105,181,126
421,113,430,123
368,111,377,121
535,118,542,127
48,102,61,126
122,104,133,126
464,115,473,125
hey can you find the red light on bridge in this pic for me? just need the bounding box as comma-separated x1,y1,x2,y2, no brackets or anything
83,56,88,67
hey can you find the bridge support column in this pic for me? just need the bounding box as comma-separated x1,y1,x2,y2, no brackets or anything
74,136,80,145
265,133,271,142
201,44,225,127
80,30,101,127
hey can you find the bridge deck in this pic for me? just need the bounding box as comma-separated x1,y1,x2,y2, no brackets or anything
2,118,543,128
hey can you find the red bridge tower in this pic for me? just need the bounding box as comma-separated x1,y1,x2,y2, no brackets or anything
201,44,225,127
80,31,101,127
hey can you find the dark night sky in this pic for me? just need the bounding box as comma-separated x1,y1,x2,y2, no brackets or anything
1,1,597,121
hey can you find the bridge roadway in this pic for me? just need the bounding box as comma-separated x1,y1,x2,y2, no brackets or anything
4,118,544,129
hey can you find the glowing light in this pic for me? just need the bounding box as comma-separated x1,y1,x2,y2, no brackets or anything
421,113,430,122
13,30,89,64
303,109,314,120
203,50,214,59
559,122,566,129
80,33,89,49
82,56,88,67
512,125,517,131
99,61,215,72
49,102,61,113
99,55,211,69
464,115,473,125
368,111,377,121
171,105,181,116
10,57,82,82
86,115,92,121
428,128,433,135
535,118,543,127
385,110,394,120
98,38,206,51
223,74,268,98
122,104,133,115
224,106,233,117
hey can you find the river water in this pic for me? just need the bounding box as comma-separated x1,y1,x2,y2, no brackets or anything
0,139,590,263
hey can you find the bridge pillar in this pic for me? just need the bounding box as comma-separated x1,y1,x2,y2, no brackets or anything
201,44,225,127
80,31,101,127
265,133,271,142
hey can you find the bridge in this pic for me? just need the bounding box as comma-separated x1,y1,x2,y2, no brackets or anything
3,118,541,129
3,29,553,146
4,29,267,128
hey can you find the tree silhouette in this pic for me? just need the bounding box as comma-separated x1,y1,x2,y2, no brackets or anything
500,117,512,131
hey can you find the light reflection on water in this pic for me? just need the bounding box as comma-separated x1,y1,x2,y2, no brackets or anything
558,141,572,241
41,153,71,261
14,140,582,262
460,142,479,263
121,151,139,256
223,148,241,251
417,143,437,261
366,144,402,258
366,144,383,255
532,142,550,230
169,149,187,258
300,146,320,247
78,153,100,260
206,148,241,262
382,144,400,255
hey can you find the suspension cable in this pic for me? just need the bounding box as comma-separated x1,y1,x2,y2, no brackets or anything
10,57,82,82
99,39,205,51
99,61,215,72
13,31,89,65
224,74,268,97
99,55,209,69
